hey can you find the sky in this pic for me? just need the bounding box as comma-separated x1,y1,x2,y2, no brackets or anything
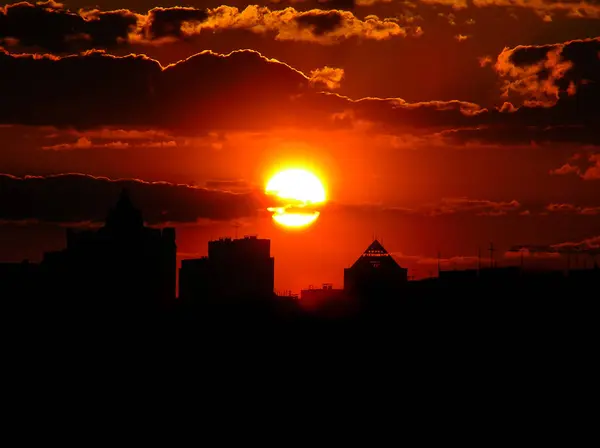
1,0,600,292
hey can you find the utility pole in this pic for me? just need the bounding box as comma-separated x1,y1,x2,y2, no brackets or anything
488,242,495,269
233,222,240,239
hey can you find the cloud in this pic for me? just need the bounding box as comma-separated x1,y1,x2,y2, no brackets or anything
0,1,140,52
421,0,600,18
64,129,173,140
0,39,599,145
545,203,600,215
550,152,600,180
205,179,252,191
583,153,600,179
0,173,272,224
309,66,344,89
509,235,600,255
0,3,411,51
419,197,521,216
552,235,600,253
328,197,522,216
550,162,580,176
0,48,316,131
152,6,411,44
41,136,130,150
494,37,600,107
269,0,393,9
472,0,600,19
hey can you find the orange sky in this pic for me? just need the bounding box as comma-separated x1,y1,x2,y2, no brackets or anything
1,0,599,291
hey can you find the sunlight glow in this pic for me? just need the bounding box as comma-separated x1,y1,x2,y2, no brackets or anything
265,168,327,229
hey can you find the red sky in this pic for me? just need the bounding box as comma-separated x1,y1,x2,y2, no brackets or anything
1,0,599,292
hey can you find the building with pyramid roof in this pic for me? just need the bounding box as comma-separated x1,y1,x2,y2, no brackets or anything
343,240,408,299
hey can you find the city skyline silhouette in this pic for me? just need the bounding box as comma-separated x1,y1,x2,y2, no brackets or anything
3,1,600,428
1,190,597,325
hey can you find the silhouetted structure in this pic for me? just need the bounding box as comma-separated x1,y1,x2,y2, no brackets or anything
179,235,275,305
0,260,41,306
344,240,408,302
439,266,521,282
42,189,176,311
300,283,346,314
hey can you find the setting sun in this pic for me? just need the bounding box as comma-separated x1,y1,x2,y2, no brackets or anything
266,168,327,229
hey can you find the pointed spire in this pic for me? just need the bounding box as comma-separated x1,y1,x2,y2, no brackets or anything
363,239,389,256
116,187,134,210
105,187,143,232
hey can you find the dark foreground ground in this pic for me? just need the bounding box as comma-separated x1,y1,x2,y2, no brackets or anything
1,287,595,442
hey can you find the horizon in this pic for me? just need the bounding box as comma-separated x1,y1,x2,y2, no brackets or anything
1,0,600,293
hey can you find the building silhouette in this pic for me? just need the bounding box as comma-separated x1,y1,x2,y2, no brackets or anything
42,189,176,310
179,235,275,304
300,283,345,309
0,260,41,309
344,240,408,299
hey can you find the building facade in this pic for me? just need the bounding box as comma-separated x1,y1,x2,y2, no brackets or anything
42,189,177,309
344,240,408,299
179,236,275,304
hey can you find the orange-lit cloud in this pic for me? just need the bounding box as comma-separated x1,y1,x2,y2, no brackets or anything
422,0,600,18
511,234,600,256
309,66,345,89
493,37,599,105
550,152,600,180
546,203,600,215
42,137,131,150
0,2,414,52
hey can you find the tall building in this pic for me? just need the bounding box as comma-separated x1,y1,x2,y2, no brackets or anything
42,189,177,309
344,240,408,299
179,236,275,304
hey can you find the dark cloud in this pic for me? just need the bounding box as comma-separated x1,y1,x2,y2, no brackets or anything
0,48,313,131
0,1,138,52
0,3,408,52
145,7,209,40
0,33,599,144
495,37,600,108
0,173,270,224
0,173,534,226
295,10,344,35
325,197,523,216
205,179,251,190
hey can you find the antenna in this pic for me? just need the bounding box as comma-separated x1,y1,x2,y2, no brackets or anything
233,221,240,239
488,242,495,269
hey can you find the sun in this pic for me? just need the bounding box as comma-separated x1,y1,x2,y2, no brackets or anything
265,168,327,229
